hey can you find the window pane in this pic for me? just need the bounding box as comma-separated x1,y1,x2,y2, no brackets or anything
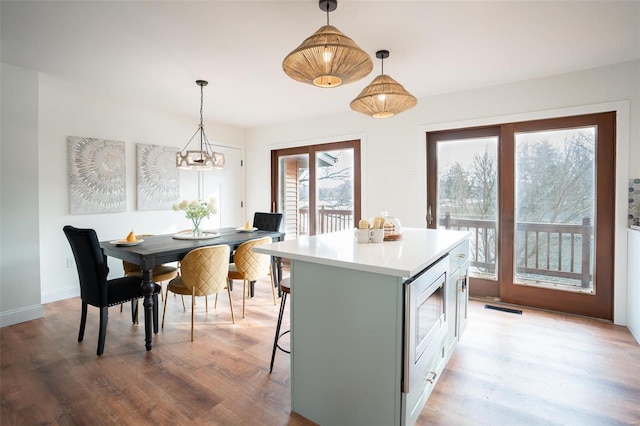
279,154,309,239
437,137,498,280
315,149,354,234
514,127,595,293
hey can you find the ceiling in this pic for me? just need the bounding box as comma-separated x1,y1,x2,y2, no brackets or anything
1,1,639,129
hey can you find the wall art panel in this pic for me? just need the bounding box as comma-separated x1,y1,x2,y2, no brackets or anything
68,136,126,214
630,178,640,226
136,143,179,210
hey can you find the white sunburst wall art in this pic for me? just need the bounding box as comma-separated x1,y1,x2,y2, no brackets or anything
68,136,126,214
136,143,180,211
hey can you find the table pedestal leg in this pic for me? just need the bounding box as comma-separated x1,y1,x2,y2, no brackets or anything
141,269,155,351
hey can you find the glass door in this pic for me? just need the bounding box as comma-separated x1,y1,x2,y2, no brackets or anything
514,127,595,292
277,151,310,239
427,127,500,298
272,140,361,239
428,112,615,320
501,113,615,319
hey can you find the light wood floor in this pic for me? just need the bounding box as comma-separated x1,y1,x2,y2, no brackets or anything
2,277,639,425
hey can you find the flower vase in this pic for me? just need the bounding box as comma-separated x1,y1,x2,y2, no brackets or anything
191,219,202,237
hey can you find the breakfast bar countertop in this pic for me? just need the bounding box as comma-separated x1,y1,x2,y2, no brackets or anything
254,228,470,278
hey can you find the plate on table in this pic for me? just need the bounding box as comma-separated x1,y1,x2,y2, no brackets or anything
110,239,144,246
236,227,258,233
172,231,221,240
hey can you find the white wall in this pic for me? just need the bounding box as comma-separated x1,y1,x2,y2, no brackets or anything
35,74,247,306
246,60,640,327
1,63,44,326
1,60,638,332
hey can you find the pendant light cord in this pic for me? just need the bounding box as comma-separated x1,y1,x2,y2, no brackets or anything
199,83,204,150
200,84,204,129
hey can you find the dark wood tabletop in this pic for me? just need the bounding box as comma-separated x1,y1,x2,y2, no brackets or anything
99,227,285,351
101,227,284,270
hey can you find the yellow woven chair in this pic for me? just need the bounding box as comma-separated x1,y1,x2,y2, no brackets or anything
123,261,179,285
162,245,233,341
121,234,179,318
228,237,276,318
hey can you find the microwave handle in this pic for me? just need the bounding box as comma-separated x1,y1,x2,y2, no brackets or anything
458,274,467,292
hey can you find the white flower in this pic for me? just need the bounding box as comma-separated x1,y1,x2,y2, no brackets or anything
174,196,218,221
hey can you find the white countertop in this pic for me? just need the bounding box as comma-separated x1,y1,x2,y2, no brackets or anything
254,228,470,278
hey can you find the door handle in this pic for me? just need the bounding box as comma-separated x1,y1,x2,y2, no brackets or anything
427,205,433,225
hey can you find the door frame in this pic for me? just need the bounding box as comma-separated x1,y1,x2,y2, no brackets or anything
500,112,615,319
427,112,616,320
270,140,362,236
427,126,501,298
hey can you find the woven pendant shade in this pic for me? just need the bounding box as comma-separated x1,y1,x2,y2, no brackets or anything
350,50,417,118
282,1,372,88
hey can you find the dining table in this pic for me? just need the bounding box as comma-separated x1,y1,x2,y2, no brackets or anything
100,227,285,351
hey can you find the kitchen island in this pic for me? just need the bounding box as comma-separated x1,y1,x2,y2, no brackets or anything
254,228,469,426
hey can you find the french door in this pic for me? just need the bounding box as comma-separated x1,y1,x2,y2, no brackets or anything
271,140,361,239
427,112,615,320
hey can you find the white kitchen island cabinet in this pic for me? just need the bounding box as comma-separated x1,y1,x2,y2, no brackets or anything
255,228,470,426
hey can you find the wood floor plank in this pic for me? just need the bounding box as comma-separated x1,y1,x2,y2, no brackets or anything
419,301,640,425
2,278,639,425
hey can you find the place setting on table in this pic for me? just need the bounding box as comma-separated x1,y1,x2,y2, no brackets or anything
109,230,144,246
236,221,258,233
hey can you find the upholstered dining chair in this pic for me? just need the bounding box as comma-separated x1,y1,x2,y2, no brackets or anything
250,212,283,294
162,245,233,341
252,212,283,232
228,237,276,318
63,225,161,356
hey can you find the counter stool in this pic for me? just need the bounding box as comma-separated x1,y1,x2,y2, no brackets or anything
269,277,290,373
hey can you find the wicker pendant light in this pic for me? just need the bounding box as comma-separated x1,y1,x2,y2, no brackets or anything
282,0,372,88
176,80,225,170
350,50,417,118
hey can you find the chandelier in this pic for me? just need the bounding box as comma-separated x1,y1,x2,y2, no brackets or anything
176,80,225,170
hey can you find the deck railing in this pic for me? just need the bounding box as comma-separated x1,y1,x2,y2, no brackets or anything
295,209,592,288
298,207,353,235
440,213,593,288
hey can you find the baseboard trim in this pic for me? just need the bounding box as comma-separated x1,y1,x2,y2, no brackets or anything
41,286,79,304
0,304,44,327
